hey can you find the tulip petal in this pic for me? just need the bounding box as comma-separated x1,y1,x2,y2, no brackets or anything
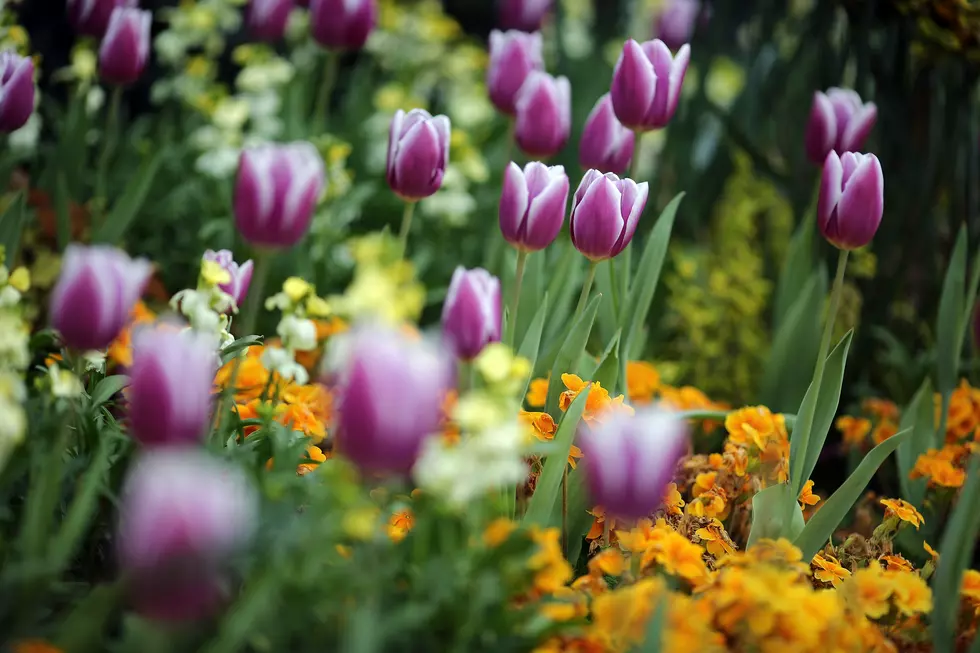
499,162,530,245
839,102,877,154
836,153,883,249
805,91,837,165
612,180,648,256
610,40,656,130
524,169,568,250
818,151,844,240
571,176,624,260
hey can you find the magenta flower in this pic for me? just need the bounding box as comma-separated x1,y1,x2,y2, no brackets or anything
0,52,35,133
202,250,254,310
498,0,552,32
67,0,137,38
805,88,878,165
442,267,502,361
247,0,294,42
569,170,649,261
487,30,543,116
386,109,450,201
610,39,690,132
579,94,635,174
818,151,884,250
654,0,702,51
499,161,568,251
514,71,571,159
99,7,152,86
310,0,377,50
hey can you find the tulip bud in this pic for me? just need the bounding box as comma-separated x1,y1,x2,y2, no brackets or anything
654,0,702,51
499,161,568,251
202,250,254,309
818,151,884,250
578,407,688,519
498,0,552,32
335,324,453,475
570,169,649,261
804,88,877,165
50,245,152,351
117,449,257,622
67,0,137,38
487,30,543,116
99,7,152,86
610,39,690,132
579,94,635,174
514,71,571,159
310,0,377,51
442,267,502,361
247,0,294,42
0,52,35,134
386,109,450,201
233,142,326,248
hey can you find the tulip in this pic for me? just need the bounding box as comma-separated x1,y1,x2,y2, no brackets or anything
386,109,450,201
99,7,152,86
67,0,136,38
498,0,552,32
579,94,635,174
804,88,877,165
442,267,502,360
487,30,544,116
499,161,568,251
610,39,690,132
817,151,884,251
117,449,257,622
50,245,152,351
335,324,453,475
654,0,702,51
202,250,254,309
570,169,649,261
309,0,377,50
514,71,571,159
0,51,35,134
247,0,294,42
233,142,326,248
578,407,689,519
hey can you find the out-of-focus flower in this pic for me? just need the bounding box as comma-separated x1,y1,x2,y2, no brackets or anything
67,0,137,38
234,142,326,248
499,161,568,251
579,94,635,174
202,250,254,310
386,109,450,201
247,0,294,42
310,0,377,51
818,151,884,250
117,449,257,622
570,169,648,261
0,52,34,134
654,0,703,51
804,88,877,166
441,266,501,361
50,245,151,351
514,71,570,159
487,29,543,115
99,7,152,86
610,39,690,132
498,0,552,32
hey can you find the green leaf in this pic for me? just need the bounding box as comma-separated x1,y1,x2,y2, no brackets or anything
0,191,26,263
895,377,933,507
746,483,804,548
594,259,619,345
54,582,124,653
773,208,816,329
54,172,72,251
634,593,667,653
795,429,911,561
593,331,621,395
544,295,601,419
93,150,164,244
517,293,549,405
562,467,595,563
88,375,130,409
220,336,264,365
516,250,544,345
936,225,968,399
544,241,583,343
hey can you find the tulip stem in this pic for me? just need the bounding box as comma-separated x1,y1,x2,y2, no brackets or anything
398,201,416,257
313,50,340,131
506,250,528,347
561,465,569,557
574,262,598,318
607,259,620,319
94,86,123,226
629,130,644,181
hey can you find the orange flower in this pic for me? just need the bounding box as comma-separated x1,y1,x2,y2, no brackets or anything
862,398,900,422
725,406,784,451
889,570,932,616
924,541,939,562
836,415,872,448
879,554,914,573
798,479,820,509
526,377,549,408
483,518,517,547
912,448,967,488
586,506,617,544
694,519,735,558
298,445,329,475
215,348,274,401
11,641,63,653
871,419,898,445
387,509,414,543
558,374,633,424
588,548,626,577
961,570,980,614
811,553,851,587
626,361,659,404
847,565,893,619
880,498,924,529
106,301,156,368
522,410,582,468
528,527,573,595
662,482,685,516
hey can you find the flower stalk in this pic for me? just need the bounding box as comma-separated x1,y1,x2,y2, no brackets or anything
506,250,528,347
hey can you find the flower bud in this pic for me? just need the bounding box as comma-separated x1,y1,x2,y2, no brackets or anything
818,151,884,250
99,7,152,86
570,169,649,261
487,30,543,116
578,407,688,519
335,324,453,475
498,0,552,32
442,267,502,360
610,39,690,132
247,0,294,42
310,0,377,51
499,161,568,251
202,250,254,309
654,0,702,51
0,52,35,134
233,142,326,248
117,449,257,622
514,71,571,159
68,0,136,38
386,109,450,201
579,94,635,174
50,245,151,351
805,88,877,165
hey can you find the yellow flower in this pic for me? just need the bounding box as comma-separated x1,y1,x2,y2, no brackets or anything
811,553,851,588
846,565,893,619
342,507,378,541
387,509,414,543
642,529,711,585
588,548,626,577
521,410,582,468
694,519,735,558
483,518,517,547
528,527,573,596
283,276,314,302
836,415,872,447
725,405,783,450
888,570,932,615
798,479,820,509
526,377,548,407
626,361,660,404
880,497,925,529
662,482,685,516
540,587,588,622
924,541,939,562
8,266,29,292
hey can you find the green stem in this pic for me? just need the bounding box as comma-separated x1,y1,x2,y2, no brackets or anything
574,261,599,318
95,86,123,224
313,50,340,131
628,130,644,181
607,258,620,319
398,201,416,257
506,250,528,347
561,464,568,557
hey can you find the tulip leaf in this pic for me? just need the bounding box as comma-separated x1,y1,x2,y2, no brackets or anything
53,582,124,653
88,375,131,410
0,190,26,264
516,249,545,345
544,241,583,343
746,483,804,548
93,149,164,245
773,204,816,330
935,225,968,414
895,377,933,507
593,331,621,396
594,259,619,345
220,336,264,366
517,293,549,404
618,243,632,325
544,294,601,419
561,467,595,564
795,428,910,561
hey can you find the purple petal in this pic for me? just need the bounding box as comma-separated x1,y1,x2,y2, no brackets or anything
610,40,656,130
499,162,529,245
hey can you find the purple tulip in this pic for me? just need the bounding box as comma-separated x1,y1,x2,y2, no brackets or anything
487,30,543,116
50,245,151,351
654,0,702,51
202,250,254,310
0,52,35,134
578,407,688,520
804,88,877,166
67,0,137,38
99,7,152,86
499,161,568,251
610,39,690,132
570,169,649,261
579,94,635,174
335,324,453,475
233,142,325,248
386,109,450,201
514,71,571,159
442,267,502,361
117,449,257,622
247,0,294,42
818,151,884,251
498,0,552,32
310,0,377,50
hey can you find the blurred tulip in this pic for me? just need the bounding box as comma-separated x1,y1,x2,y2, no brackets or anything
578,407,688,519
247,0,294,42
442,267,502,360
335,324,453,475
514,71,571,159
818,151,884,250
0,52,35,133
50,244,151,351
99,7,151,86
310,0,377,50
386,109,450,201
610,39,690,132
570,169,649,261
487,30,543,115
233,142,326,248
118,449,257,622
498,0,552,32
579,94,635,174
499,161,568,251
67,0,136,38
654,0,702,51
805,88,877,165
202,250,254,309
